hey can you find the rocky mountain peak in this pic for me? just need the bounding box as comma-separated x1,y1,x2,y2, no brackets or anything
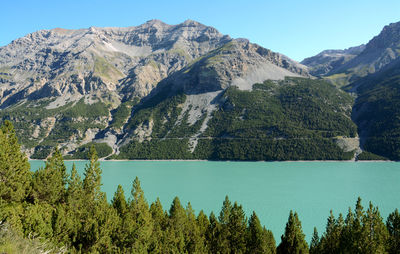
302,20,400,82
0,20,308,110
364,21,400,52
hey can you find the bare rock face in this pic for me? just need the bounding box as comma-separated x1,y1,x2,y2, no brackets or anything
0,19,232,107
301,45,365,77
155,39,308,94
302,21,400,85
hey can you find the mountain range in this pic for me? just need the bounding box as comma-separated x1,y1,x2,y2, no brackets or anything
1,19,399,160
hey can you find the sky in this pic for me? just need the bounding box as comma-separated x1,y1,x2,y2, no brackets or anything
1,0,399,61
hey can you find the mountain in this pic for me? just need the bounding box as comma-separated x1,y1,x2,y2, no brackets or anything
350,57,400,160
301,20,400,160
301,45,365,77
113,77,357,160
0,20,362,160
302,21,400,88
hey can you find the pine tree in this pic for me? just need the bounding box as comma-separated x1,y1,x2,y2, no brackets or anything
387,209,400,254
197,210,210,253
216,195,232,254
64,163,84,250
247,211,275,254
219,195,232,225
340,207,355,252
22,202,54,239
111,184,128,250
277,211,309,254
31,148,67,204
83,145,103,202
0,120,31,202
361,202,388,254
128,176,153,252
228,202,247,254
185,202,205,253
167,196,187,253
149,198,166,253
112,184,127,216
51,203,75,246
197,210,210,237
78,147,118,253
309,227,320,254
66,163,83,209
352,197,365,251
206,212,221,254
319,210,342,253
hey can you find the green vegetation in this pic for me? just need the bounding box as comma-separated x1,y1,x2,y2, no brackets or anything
0,222,60,254
65,142,113,159
0,98,109,158
166,48,191,61
117,77,357,160
352,63,400,160
357,151,388,161
1,121,399,253
93,55,123,80
0,76,364,161
62,98,109,118
110,98,139,129
324,72,352,87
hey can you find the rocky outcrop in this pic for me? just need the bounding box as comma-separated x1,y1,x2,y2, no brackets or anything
301,45,365,76
0,19,231,107
302,21,400,86
154,39,308,95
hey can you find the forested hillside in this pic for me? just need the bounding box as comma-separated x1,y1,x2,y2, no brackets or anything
115,77,358,161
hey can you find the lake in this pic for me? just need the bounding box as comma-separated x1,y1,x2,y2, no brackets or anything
29,160,400,242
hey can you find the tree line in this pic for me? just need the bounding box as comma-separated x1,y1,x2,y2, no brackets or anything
0,120,399,253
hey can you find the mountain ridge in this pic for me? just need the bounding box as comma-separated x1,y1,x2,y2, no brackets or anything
0,20,314,159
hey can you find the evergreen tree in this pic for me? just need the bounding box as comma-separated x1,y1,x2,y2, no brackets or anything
185,202,205,253
149,198,166,253
319,210,342,253
247,211,275,254
387,209,400,254
51,203,75,246
112,184,127,216
197,210,210,253
66,163,83,205
0,120,31,202
309,227,320,254
167,196,186,253
277,211,309,254
128,176,153,252
216,195,232,254
83,145,103,202
228,202,247,254
78,147,118,253
264,227,277,254
197,210,210,238
31,148,67,204
22,202,54,239
340,207,355,252
206,212,221,254
360,202,388,254
219,195,232,225
352,197,365,252
111,184,128,250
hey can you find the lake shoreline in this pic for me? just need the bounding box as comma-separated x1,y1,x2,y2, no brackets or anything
28,158,393,162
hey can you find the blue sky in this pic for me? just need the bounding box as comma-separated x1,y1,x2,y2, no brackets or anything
1,0,399,61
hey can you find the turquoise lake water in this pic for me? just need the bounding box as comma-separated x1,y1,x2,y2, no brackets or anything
29,160,400,242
